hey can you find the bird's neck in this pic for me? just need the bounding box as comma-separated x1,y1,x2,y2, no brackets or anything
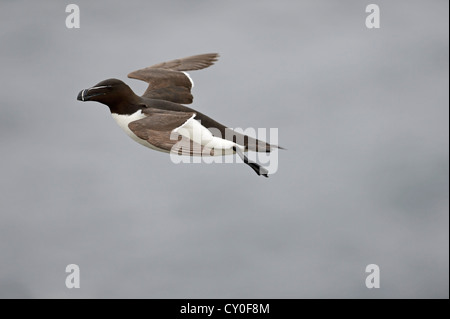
107,93,144,115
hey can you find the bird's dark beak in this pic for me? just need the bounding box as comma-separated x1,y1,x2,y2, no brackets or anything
77,89,87,101
77,86,108,102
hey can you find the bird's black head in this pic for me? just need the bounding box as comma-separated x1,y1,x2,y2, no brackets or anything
77,78,138,107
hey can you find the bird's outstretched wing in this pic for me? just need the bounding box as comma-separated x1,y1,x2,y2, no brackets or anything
127,53,219,104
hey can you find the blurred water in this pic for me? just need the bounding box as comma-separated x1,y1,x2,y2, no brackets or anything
0,0,448,298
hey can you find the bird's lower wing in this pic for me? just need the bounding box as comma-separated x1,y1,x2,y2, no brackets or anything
128,109,216,156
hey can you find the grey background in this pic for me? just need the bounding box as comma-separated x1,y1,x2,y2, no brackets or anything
0,0,448,298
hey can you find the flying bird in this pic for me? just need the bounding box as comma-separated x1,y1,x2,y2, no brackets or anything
77,53,282,177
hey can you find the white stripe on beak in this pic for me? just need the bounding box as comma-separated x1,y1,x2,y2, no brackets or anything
89,85,110,90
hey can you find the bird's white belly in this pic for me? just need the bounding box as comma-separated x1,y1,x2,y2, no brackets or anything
173,115,244,156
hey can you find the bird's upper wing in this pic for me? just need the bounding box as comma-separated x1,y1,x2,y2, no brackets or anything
127,53,219,104
128,108,215,156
